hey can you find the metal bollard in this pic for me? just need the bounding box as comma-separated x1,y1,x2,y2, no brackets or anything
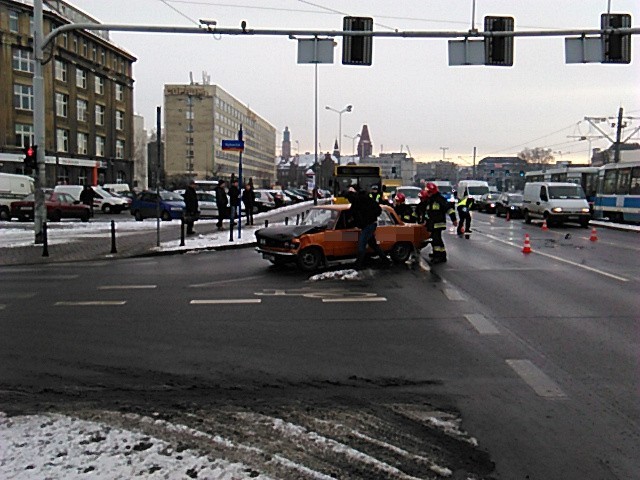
180,218,185,246
301,211,306,222
285,216,289,225
42,222,49,257
296,214,300,225
110,220,117,253
264,220,269,227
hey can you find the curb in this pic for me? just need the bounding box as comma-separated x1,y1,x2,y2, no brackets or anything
133,241,258,258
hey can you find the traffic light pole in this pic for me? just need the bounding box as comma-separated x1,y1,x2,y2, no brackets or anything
33,0,46,243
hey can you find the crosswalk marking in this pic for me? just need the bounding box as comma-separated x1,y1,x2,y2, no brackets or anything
97,285,157,290
506,359,567,399
55,301,126,306
464,314,500,335
190,299,262,305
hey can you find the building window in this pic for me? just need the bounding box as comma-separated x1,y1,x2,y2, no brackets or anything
115,140,125,159
76,68,87,89
100,50,106,65
12,49,34,73
96,136,106,157
61,32,68,48
95,105,105,126
82,40,88,57
115,84,124,101
115,111,125,131
77,132,89,155
92,46,97,62
55,60,67,81
72,36,78,53
77,99,88,122
15,124,34,148
13,84,33,111
95,76,104,95
55,93,68,118
9,11,19,33
186,110,194,120
56,129,69,153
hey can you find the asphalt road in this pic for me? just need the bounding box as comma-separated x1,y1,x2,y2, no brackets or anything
0,211,638,479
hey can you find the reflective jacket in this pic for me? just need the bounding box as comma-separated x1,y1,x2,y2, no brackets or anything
425,192,456,230
394,203,417,223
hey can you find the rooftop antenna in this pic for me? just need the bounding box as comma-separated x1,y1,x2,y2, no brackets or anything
189,71,194,85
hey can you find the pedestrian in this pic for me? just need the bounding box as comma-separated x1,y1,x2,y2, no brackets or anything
347,185,392,269
415,188,429,224
456,193,474,235
423,182,457,264
369,184,383,204
215,180,228,230
228,179,240,226
393,192,417,223
79,184,95,217
242,183,255,226
183,180,199,235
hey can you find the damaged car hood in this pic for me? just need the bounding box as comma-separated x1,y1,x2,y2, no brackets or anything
255,224,324,241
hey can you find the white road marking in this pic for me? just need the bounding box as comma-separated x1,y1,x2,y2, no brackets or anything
464,313,500,334
190,299,262,305
0,293,36,299
54,301,126,306
97,285,157,290
443,288,465,301
0,274,79,280
506,359,567,399
479,232,629,282
190,275,266,288
321,297,387,303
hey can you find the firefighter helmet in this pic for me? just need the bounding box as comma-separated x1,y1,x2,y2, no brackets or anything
395,192,406,203
425,182,439,196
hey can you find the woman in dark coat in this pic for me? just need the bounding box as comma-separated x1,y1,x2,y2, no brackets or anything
215,180,229,230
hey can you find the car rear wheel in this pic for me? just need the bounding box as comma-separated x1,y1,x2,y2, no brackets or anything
297,247,323,271
0,207,10,221
390,242,413,263
134,210,143,221
102,204,112,214
161,210,172,221
524,210,532,224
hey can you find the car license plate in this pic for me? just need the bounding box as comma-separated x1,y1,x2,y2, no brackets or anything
262,253,275,261
20,206,33,211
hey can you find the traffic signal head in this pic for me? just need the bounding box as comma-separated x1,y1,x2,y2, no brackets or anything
342,16,373,66
484,16,515,66
601,13,632,64
24,145,37,171
519,170,525,177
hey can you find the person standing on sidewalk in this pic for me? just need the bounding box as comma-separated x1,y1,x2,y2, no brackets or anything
242,183,255,226
228,179,240,227
424,182,457,264
183,180,199,235
79,185,96,217
215,180,228,230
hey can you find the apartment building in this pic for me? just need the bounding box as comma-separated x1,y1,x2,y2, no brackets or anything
0,0,136,186
164,83,276,187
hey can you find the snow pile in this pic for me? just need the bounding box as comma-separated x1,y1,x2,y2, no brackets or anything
309,269,361,281
0,412,272,479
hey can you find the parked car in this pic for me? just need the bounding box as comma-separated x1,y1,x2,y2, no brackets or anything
288,188,313,201
1,173,34,221
255,204,430,271
495,192,525,218
10,190,90,222
476,193,501,213
254,189,277,212
130,190,185,221
283,188,306,203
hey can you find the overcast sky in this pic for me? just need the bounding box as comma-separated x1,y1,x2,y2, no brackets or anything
69,0,639,165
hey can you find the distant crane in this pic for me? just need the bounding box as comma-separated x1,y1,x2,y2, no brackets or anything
405,145,413,159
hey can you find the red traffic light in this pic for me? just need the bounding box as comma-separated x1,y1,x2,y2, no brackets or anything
26,146,35,157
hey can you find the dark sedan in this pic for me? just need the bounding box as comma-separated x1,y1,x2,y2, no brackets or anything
495,192,525,218
10,191,90,222
476,193,501,213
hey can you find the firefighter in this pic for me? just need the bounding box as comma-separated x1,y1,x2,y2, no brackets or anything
423,182,457,264
456,193,474,235
393,192,417,223
415,188,429,224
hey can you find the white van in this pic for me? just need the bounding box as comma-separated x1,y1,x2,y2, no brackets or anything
54,185,128,214
0,173,35,221
457,180,490,205
102,183,131,194
522,182,591,228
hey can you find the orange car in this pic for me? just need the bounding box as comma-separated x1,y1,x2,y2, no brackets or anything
255,204,430,271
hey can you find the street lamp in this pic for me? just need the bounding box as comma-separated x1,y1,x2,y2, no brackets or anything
325,104,352,158
344,133,360,156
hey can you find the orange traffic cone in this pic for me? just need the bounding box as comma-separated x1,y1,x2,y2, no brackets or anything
522,234,532,254
541,220,549,231
590,227,598,242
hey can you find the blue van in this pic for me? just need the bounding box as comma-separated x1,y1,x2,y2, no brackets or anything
131,190,185,221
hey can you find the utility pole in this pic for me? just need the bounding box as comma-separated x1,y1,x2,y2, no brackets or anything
440,146,449,161
614,106,623,163
473,146,477,179
32,0,45,243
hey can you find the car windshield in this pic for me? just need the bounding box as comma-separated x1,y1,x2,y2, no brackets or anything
488,193,501,200
398,188,421,198
437,185,453,193
93,187,113,197
468,186,489,195
199,193,216,202
160,191,184,201
548,186,585,199
301,208,339,228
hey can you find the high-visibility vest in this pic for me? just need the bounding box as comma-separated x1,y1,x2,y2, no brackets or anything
457,197,470,208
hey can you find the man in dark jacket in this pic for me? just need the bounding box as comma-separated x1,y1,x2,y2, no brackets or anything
348,186,392,269
215,180,228,230
423,182,457,264
228,179,240,226
242,183,255,225
183,180,199,235
79,185,96,216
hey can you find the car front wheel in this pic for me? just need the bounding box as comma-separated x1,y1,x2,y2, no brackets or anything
390,242,413,263
161,210,172,221
134,210,143,221
297,247,323,271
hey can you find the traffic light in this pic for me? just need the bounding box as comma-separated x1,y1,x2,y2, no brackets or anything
505,169,510,177
484,16,514,66
342,17,373,66
519,170,525,177
490,169,495,176
601,13,631,64
24,145,37,173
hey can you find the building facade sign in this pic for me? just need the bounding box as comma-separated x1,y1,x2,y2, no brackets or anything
165,86,212,97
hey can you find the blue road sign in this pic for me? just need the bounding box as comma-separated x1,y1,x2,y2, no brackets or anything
221,139,244,151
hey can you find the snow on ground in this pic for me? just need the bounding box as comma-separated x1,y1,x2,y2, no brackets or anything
0,412,273,480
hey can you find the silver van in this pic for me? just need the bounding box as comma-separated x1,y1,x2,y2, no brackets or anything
522,182,591,228
0,173,35,221
54,185,128,213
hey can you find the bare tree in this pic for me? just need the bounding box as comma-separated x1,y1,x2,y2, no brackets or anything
518,147,555,165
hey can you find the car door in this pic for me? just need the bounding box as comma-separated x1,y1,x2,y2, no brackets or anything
139,192,157,218
325,209,359,259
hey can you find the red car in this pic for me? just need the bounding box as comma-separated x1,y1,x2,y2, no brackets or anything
10,191,91,222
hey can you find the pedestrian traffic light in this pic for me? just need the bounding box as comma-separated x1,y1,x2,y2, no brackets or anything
601,13,631,64
484,16,514,66
505,169,510,177
519,170,525,177
342,16,373,66
490,169,495,176
24,145,37,172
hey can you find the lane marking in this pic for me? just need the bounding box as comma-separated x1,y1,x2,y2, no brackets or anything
97,285,157,290
190,299,262,305
321,297,387,303
506,359,567,399
55,301,126,306
443,288,465,301
464,313,500,335
190,275,266,288
479,232,629,282
0,274,79,280
0,304,5,310
0,293,36,299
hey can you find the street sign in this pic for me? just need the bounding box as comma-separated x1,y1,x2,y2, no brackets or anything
221,139,244,151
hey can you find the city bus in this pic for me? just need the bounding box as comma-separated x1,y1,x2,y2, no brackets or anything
593,160,640,223
332,165,382,203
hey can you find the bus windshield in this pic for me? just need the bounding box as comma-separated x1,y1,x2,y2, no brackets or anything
548,186,585,199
